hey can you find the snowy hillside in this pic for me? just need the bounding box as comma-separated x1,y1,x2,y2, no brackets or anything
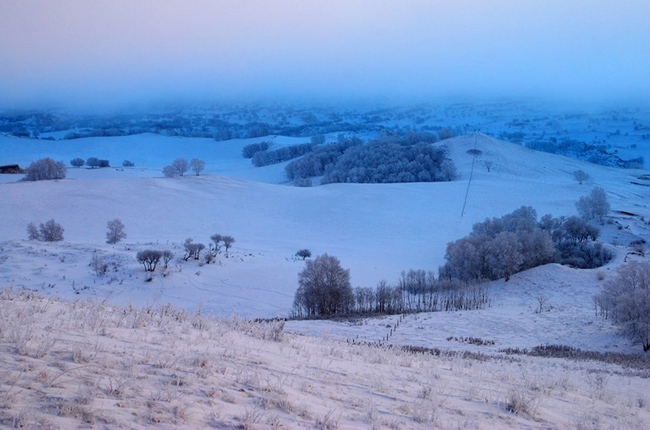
1,133,649,352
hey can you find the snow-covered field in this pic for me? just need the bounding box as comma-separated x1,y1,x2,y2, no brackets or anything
1,131,650,428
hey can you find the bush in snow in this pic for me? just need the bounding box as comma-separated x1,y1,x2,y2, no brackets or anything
86,157,110,168
162,165,177,177
23,158,67,181
222,235,235,257
106,218,127,244
576,187,610,223
595,261,650,351
122,160,135,167
38,219,65,242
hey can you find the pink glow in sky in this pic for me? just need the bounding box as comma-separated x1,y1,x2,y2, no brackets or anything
1,0,649,109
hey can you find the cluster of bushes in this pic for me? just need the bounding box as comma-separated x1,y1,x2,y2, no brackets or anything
251,142,315,167
27,219,65,242
23,158,67,181
285,132,456,185
291,255,489,318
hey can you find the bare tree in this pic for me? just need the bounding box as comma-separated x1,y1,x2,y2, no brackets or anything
190,158,205,176
106,219,127,244
162,250,174,269
222,236,235,257
210,234,223,256
162,165,177,177
39,219,64,242
292,254,354,317
573,169,590,185
136,250,162,272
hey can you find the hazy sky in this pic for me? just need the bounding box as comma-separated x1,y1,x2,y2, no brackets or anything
1,0,649,109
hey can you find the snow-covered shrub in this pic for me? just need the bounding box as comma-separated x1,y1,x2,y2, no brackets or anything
23,157,67,181
595,261,650,351
27,222,40,240
573,169,590,184
122,160,134,167
162,165,177,177
183,238,205,261
106,218,126,244
39,219,64,242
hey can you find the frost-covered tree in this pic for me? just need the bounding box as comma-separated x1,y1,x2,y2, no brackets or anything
210,234,223,256
183,238,205,261
162,165,177,178
24,158,67,181
576,187,610,222
39,219,64,242
27,222,40,240
595,261,650,351
106,218,127,244
162,250,174,269
190,158,205,176
171,158,189,176
70,158,85,168
573,169,590,184
292,254,354,317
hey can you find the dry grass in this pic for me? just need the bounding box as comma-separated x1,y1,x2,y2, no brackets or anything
0,288,649,429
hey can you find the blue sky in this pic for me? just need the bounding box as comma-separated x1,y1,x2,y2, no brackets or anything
1,0,649,109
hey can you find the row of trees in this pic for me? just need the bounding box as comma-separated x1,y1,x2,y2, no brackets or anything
291,255,490,318
251,142,315,167
27,219,65,242
162,158,205,177
70,157,110,168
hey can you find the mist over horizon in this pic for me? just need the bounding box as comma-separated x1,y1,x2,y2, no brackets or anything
1,1,649,111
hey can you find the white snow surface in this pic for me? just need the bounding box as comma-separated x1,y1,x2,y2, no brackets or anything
1,132,649,354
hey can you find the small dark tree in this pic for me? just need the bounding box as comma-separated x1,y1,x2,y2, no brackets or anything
122,160,135,167
106,218,127,244
190,158,205,176
27,222,40,240
183,238,205,261
39,219,64,242
573,169,590,185
210,234,223,256
222,236,235,257
70,158,85,168
136,250,162,272
296,249,312,260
